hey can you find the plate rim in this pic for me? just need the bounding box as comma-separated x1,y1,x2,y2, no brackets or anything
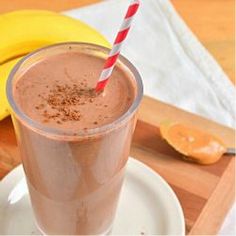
0,157,185,235
127,157,185,235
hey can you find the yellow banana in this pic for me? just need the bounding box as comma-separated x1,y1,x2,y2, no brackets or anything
0,10,110,120
0,57,23,120
0,10,110,64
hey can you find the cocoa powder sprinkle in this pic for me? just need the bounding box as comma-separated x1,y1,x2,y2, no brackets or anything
38,83,98,123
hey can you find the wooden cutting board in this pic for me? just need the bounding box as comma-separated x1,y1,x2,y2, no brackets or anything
0,96,235,235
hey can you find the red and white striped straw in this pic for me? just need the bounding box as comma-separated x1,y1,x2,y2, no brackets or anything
95,0,140,92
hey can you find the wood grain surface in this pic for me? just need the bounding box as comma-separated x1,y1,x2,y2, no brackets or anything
171,0,235,84
0,0,100,13
0,0,234,84
133,96,235,235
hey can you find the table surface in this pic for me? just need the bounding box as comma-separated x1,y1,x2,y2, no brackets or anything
0,0,234,84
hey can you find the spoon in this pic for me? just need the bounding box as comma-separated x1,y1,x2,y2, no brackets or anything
160,121,235,165
225,148,236,155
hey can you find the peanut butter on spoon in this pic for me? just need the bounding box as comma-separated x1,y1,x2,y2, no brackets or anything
160,121,228,165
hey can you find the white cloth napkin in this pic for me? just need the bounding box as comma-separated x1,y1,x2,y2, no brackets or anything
64,0,236,129
63,0,236,234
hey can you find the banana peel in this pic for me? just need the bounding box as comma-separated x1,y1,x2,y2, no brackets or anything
0,10,110,64
0,10,110,120
0,57,23,120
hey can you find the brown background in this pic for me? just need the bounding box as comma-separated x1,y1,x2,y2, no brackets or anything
0,0,234,84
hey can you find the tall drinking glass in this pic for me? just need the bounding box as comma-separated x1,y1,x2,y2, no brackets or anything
7,43,143,235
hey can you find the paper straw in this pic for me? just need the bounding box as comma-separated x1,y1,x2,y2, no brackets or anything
95,0,140,92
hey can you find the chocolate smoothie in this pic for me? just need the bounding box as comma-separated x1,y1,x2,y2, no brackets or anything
14,52,135,130
7,43,143,235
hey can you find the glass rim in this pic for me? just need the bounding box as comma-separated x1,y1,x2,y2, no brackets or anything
6,42,143,138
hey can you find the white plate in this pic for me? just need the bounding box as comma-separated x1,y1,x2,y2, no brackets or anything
0,157,185,235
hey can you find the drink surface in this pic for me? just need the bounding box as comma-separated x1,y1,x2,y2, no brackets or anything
13,51,136,131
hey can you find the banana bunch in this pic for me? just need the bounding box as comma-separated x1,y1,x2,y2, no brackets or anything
0,10,110,120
